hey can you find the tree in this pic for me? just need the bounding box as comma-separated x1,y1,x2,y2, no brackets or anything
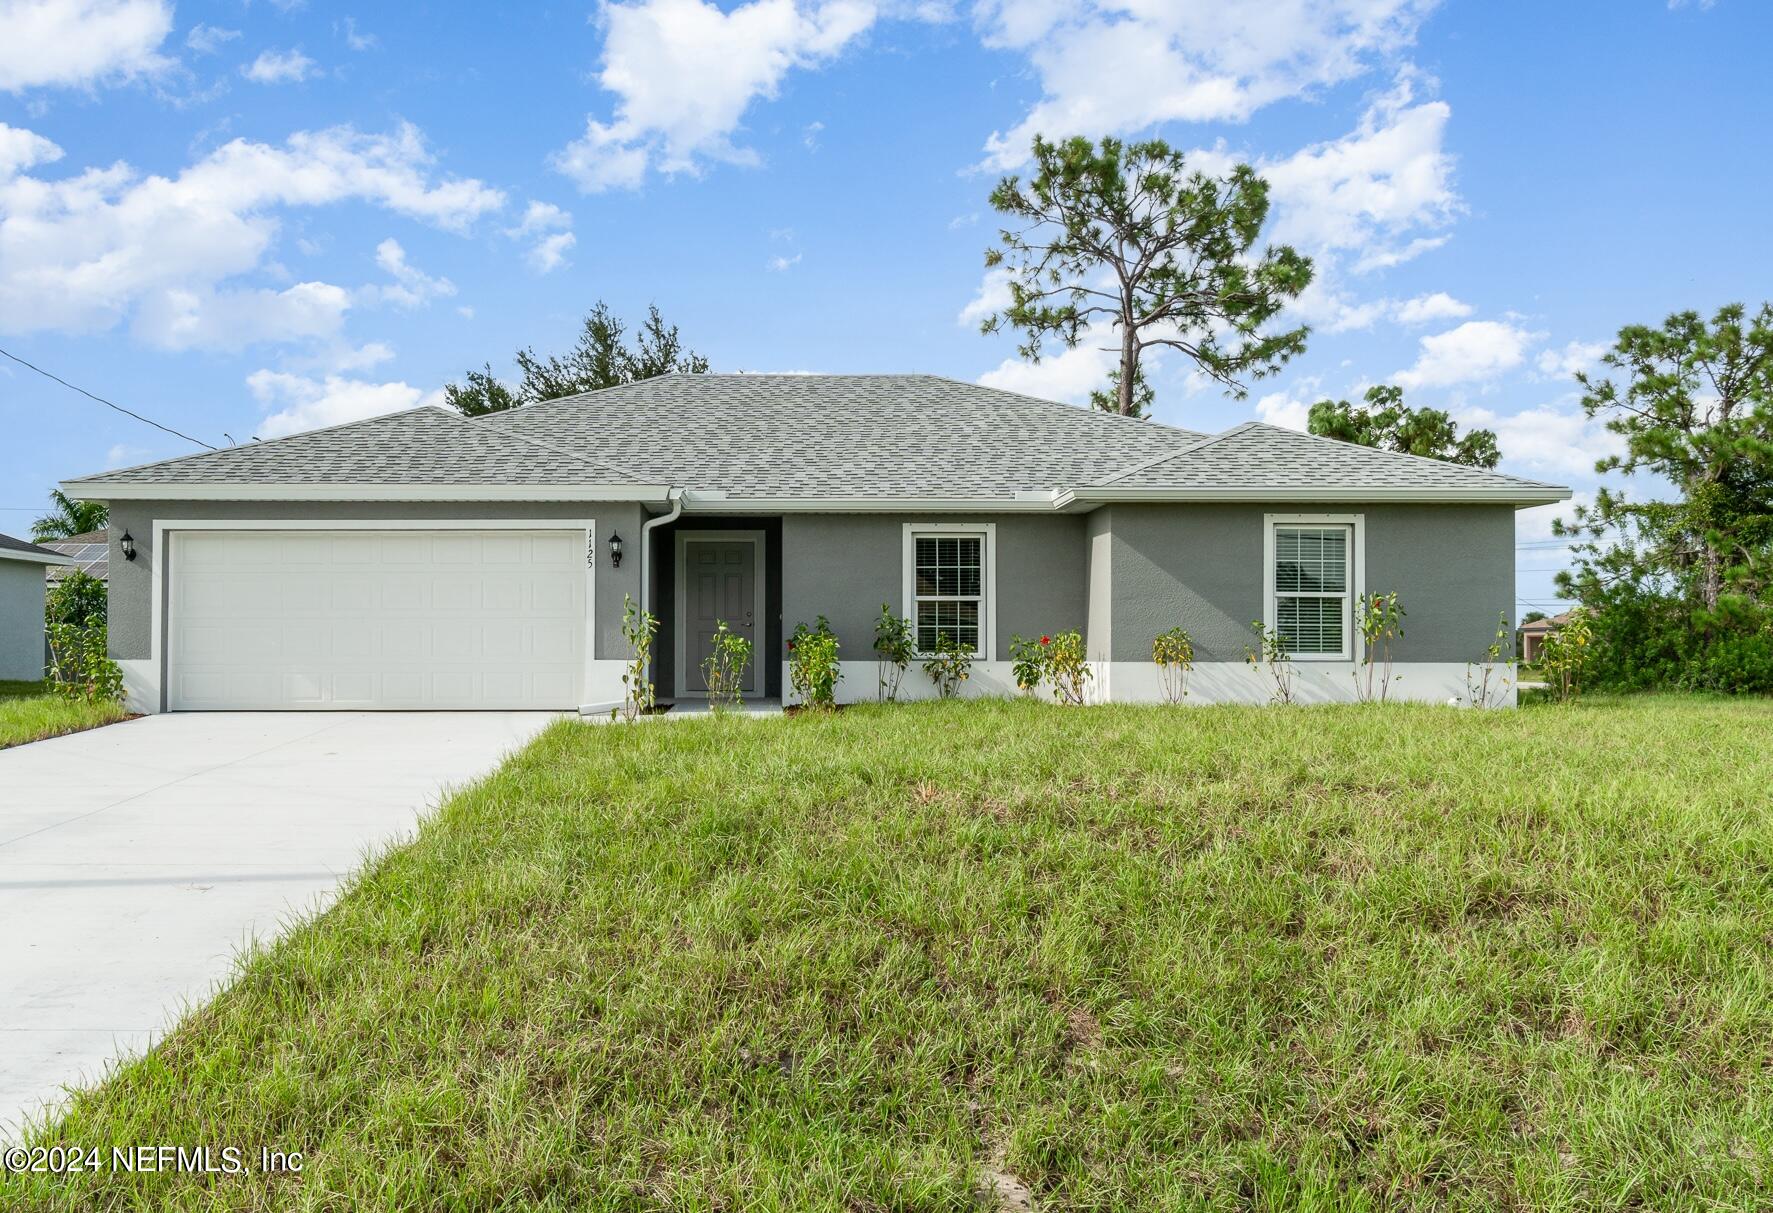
982,134,1313,418
32,489,107,542
1557,304,1773,613
46,569,105,628
444,301,710,416
1307,384,1501,468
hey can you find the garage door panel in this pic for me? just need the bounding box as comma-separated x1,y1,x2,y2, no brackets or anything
169,529,585,710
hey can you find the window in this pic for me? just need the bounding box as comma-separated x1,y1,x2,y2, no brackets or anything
1266,516,1361,659
904,524,993,656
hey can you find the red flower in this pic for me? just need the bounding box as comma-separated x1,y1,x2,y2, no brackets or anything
787,641,796,651
1040,635,1051,645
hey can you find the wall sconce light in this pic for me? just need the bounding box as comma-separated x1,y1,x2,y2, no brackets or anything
119,531,136,562
608,532,623,568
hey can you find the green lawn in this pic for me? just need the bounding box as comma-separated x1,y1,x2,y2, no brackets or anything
0,680,127,749
10,697,1773,1210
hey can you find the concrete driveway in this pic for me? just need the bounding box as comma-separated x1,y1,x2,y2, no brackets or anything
0,711,557,1140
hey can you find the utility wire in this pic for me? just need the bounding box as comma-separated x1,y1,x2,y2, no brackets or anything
0,346,217,451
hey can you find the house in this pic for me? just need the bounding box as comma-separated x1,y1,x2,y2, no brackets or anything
41,528,109,586
1517,610,1573,664
59,374,1571,713
0,533,74,681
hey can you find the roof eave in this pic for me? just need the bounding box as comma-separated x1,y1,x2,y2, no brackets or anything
0,548,76,566
1057,485,1573,508
57,481,674,504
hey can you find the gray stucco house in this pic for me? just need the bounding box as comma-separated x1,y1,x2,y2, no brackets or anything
0,533,73,682
60,374,1569,713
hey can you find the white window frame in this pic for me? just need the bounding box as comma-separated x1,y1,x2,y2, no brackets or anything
902,522,995,659
1263,513,1364,662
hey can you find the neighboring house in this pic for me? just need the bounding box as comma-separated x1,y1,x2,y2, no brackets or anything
41,528,108,586
0,533,74,681
60,374,1570,713
1517,610,1573,664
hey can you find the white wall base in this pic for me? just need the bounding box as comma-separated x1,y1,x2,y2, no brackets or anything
784,660,1518,707
119,658,159,714
581,658,630,711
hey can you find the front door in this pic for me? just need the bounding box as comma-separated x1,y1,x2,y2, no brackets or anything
684,538,759,695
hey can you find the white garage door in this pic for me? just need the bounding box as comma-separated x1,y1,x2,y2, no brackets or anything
168,529,586,710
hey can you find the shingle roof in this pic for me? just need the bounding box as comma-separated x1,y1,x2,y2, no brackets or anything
66,407,635,486
481,374,1208,498
61,373,1568,504
1091,421,1566,497
0,532,75,564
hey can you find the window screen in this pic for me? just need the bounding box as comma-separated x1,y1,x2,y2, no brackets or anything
914,534,983,652
1273,525,1351,655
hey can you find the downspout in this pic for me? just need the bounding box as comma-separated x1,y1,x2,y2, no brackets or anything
638,488,683,622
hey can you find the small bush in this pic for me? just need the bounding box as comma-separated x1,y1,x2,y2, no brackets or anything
1540,608,1592,703
1152,627,1194,704
921,633,972,699
1008,633,1047,695
701,620,753,710
46,568,106,628
46,622,123,703
788,615,842,710
872,604,915,702
1244,621,1297,705
616,595,658,722
1045,630,1090,705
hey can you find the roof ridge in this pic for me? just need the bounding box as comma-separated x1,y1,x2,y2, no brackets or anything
1241,422,1565,488
1092,421,1259,487
916,374,1207,439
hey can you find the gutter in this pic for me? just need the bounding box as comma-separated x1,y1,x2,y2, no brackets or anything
638,488,684,621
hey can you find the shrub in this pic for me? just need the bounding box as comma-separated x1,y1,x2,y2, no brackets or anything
788,615,842,710
872,604,915,702
1244,621,1297,705
921,633,972,699
1008,633,1047,695
1045,630,1091,705
1540,608,1592,703
46,622,123,703
46,568,106,628
1152,626,1194,704
1463,611,1514,710
701,620,753,711
616,595,658,722
1353,590,1404,703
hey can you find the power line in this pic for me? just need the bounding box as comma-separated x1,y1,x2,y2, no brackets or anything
0,346,217,451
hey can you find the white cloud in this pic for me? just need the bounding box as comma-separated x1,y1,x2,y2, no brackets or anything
978,341,1116,404
977,0,1437,170
247,369,443,438
341,17,377,51
1253,389,1314,432
1536,339,1608,379
1251,70,1460,268
0,0,173,92
185,23,240,55
367,238,456,308
957,266,1011,328
133,281,352,350
552,0,877,191
0,122,503,344
528,231,576,274
505,201,575,273
0,122,62,176
1459,400,1622,480
1394,319,1540,389
802,119,823,149
767,252,801,271
1394,291,1470,325
105,442,151,469
243,48,319,84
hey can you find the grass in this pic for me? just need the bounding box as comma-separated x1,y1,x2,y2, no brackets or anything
0,680,127,749
10,696,1773,1210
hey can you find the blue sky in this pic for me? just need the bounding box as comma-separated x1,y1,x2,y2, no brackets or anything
2,0,1770,618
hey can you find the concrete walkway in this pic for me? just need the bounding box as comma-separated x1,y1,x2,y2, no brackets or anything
0,711,556,1140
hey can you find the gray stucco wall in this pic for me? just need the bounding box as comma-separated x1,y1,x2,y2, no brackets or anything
0,561,48,681
104,500,645,663
780,513,1088,661
1105,502,1516,662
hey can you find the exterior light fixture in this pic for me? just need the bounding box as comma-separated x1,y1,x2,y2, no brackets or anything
608,532,623,568
120,531,136,562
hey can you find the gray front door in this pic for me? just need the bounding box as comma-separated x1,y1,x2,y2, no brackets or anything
686,539,759,695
